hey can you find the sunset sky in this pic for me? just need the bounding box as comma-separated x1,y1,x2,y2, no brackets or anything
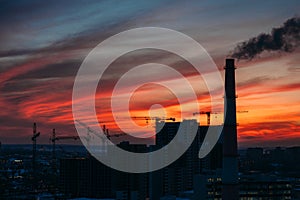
0,0,300,147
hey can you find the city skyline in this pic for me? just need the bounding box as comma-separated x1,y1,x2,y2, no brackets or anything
0,0,300,147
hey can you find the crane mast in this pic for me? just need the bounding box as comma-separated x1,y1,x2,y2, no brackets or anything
31,122,40,190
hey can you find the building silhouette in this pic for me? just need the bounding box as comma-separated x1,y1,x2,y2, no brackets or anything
59,120,224,199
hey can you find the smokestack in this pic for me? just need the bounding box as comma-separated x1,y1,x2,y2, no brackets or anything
222,58,239,200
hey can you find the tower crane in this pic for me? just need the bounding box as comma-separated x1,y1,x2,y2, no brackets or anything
193,110,248,125
49,128,84,173
31,122,40,189
75,120,126,143
32,123,40,168
237,110,248,113
50,128,80,163
192,111,221,125
131,116,175,124
101,124,126,139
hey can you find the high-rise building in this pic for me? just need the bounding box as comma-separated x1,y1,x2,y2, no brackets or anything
60,144,148,200
150,120,223,199
60,157,114,198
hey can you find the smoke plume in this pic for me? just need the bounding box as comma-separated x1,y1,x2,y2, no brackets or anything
230,17,300,60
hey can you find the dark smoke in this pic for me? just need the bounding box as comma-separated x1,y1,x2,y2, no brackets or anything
230,17,300,60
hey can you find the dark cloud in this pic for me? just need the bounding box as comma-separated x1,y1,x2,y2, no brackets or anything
0,28,101,58
230,17,300,60
238,121,300,147
12,60,81,80
237,76,272,88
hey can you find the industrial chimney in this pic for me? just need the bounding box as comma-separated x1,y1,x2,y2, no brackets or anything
222,58,239,199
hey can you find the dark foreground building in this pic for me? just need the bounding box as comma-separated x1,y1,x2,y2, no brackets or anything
60,148,148,200
194,173,293,200
59,121,223,200
151,120,223,199
60,157,115,198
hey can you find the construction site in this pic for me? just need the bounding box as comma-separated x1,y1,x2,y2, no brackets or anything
1,59,299,200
